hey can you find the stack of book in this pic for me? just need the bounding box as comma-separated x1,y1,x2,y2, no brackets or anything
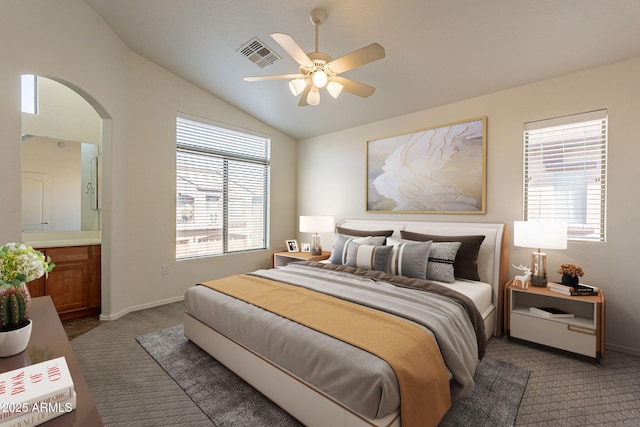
548,281,599,296
0,356,76,427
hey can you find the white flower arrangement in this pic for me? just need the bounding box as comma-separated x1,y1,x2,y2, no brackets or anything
0,243,55,289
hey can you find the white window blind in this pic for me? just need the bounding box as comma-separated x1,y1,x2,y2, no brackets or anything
176,114,270,260
523,110,607,242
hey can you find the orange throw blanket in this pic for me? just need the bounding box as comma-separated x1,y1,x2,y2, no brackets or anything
200,274,451,427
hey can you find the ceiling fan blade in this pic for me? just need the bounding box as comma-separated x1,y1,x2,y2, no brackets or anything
297,85,311,106
332,76,376,98
271,33,314,68
326,43,385,75
244,73,305,82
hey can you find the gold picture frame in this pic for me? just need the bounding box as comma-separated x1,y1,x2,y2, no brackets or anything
366,116,487,214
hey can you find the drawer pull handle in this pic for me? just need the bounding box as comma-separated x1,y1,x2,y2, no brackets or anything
568,324,596,335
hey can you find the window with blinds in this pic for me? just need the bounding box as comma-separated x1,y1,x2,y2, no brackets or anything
523,110,607,242
176,114,270,260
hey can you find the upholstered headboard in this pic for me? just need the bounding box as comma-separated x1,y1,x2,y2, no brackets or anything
335,219,509,336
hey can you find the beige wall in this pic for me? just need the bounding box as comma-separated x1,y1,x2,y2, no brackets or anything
1,0,297,319
298,58,640,355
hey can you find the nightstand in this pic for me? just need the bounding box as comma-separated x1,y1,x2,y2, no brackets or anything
505,279,605,365
271,250,331,268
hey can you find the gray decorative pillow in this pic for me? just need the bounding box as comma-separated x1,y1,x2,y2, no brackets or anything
400,231,485,281
329,234,371,265
336,227,390,246
345,243,393,273
386,238,432,279
425,242,462,283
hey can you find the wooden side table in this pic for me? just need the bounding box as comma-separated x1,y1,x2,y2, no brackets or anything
0,296,102,426
505,279,605,364
272,250,331,268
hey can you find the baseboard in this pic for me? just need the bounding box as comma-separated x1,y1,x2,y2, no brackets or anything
99,295,185,321
606,342,640,357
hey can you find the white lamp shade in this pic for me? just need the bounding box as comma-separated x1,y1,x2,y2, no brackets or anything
326,81,343,99
307,88,320,105
514,221,567,250
289,78,307,96
299,216,334,233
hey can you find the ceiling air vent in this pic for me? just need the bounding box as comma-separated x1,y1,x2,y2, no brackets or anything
238,37,280,68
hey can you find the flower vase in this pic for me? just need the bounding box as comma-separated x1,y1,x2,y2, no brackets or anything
20,282,32,304
561,274,579,287
20,282,32,317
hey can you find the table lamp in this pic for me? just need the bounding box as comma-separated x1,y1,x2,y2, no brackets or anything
514,221,567,287
299,216,334,255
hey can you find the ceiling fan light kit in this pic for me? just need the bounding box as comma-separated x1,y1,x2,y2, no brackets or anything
311,70,328,88
289,78,307,96
326,81,343,99
244,7,385,106
307,87,320,106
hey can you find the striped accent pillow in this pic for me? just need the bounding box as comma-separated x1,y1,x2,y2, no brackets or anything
345,243,393,273
386,239,432,279
329,234,371,265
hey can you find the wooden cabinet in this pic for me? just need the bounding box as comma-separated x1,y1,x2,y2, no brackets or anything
28,245,101,321
505,279,605,364
272,250,331,268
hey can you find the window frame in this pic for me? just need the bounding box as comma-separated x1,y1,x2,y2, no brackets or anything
523,110,608,243
176,113,270,260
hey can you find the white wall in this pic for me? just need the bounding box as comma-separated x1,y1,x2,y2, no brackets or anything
298,58,640,355
1,0,297,319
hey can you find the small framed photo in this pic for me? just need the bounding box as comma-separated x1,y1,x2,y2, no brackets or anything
286,239,299,252
301,243,311,253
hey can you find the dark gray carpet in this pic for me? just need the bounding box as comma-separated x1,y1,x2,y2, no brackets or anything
137,324,529,427
137,325,299,427
439,356,529,426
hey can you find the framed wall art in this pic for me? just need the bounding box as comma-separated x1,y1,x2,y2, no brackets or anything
366,116,487,214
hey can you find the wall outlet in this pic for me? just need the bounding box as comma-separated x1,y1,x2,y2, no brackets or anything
162,265,169,275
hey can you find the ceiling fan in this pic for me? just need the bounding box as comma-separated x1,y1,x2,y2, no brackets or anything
244,8,385,106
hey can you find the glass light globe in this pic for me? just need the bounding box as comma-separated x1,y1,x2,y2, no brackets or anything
326,81,344,99
307,88,320,105
311,70,328,88
288,79,306,96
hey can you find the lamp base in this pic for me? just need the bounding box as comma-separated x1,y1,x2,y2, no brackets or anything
530,251,547,287
531,274,547,287
311,234,322,256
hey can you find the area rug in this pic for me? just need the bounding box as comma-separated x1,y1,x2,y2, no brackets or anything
137,325,529,427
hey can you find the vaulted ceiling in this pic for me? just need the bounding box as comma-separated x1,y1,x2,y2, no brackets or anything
84,0,640,140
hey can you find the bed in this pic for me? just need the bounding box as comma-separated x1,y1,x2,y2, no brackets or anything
184,219,509,427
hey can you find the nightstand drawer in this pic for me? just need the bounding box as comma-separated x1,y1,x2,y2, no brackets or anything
510,312,596,357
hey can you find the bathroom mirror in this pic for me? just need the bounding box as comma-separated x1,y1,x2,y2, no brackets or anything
21,75,102,232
